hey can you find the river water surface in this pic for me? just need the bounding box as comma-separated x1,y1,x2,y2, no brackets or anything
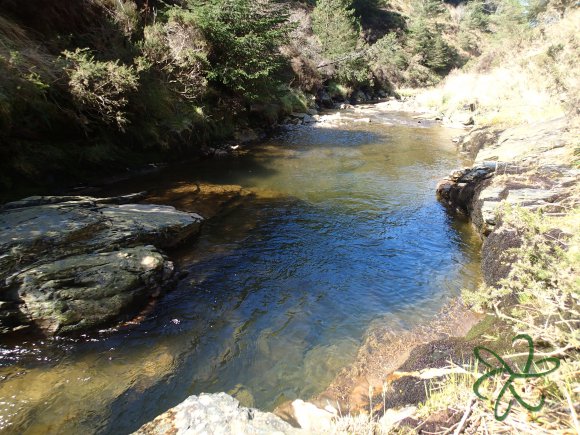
0,109,481,434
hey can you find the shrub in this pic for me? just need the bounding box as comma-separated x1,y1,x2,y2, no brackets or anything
412,0,445,19
102,0,140,38
464,0,490,30
463,205,580,351
63,48,138,129
408,18,458,74
140,8,209,101
369,32,408,87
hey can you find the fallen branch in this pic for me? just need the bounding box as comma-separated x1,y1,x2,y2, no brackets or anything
564,387,580,434
453,396,475,435
392,366,472,380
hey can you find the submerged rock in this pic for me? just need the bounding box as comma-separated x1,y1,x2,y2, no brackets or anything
134,393,298,435
0,195,203,335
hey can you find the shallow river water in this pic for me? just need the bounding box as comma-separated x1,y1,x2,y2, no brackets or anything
0,109,481,434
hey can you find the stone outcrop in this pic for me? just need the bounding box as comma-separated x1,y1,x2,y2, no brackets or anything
8,247,173,335
0,195,203,335
436,164,495,219
436,116,579,285
457,126,503,159
134,393,299,435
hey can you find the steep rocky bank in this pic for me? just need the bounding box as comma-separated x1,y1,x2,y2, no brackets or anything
437,116,578,286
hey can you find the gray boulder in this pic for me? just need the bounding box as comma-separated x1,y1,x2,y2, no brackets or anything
436,166,495,216
8,247,173,335
134,393,299,435
0,195,203,335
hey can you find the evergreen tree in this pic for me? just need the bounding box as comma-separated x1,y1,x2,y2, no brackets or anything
312,0,360,59
311,0,368,84
407,17,456,74
412,0,445,19
192,0,290,102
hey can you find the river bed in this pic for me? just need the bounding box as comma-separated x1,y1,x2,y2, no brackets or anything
0,108,481,434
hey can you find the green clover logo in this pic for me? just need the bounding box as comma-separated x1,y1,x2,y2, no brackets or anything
473,334,560,421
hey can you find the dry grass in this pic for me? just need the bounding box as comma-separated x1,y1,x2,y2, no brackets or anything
0,14,58,83
414,9,579,127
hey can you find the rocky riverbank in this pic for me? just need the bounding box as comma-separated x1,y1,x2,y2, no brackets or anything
436,116,578,286
3,101,575,433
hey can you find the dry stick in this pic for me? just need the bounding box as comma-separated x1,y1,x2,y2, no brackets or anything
564,388,580,434
442,421,460,435
503,344,574,359
413,418,430,432
453,396,475,435
482,415,490,435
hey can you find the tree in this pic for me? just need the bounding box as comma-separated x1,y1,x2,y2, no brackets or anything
412,0,445,19
192,0,290,103
407,18,457,74
312,0,369,84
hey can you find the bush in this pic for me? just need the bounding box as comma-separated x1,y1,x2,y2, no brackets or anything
63,48,138,129
140,8,209,101
464,0,490,30
463,205,579,351
408,18,458,74
369,32,408,87
412,0,445,19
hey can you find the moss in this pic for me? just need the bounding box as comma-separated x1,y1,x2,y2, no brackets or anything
464,314,495,341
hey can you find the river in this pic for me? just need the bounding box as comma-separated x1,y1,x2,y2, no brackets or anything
0,108,481,434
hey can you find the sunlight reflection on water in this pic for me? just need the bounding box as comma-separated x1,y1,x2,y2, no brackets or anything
0,113,481,434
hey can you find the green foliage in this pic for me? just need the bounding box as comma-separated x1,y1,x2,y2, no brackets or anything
108,0,140,38
463,0,490,31
312,0,369,85
369,33,408,88
463,205,580,350
139,8,209,100
327,81,353,99
279,87,309,114
371,33,407,69
412,0,446,19
489,0,531,42
408,19,458,74
192,0,290,103
63,48,139,129
457,205,579,433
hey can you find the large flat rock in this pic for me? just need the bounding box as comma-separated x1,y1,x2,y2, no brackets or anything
0,195,203,335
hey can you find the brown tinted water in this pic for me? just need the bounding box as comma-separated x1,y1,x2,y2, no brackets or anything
0,109,481,434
